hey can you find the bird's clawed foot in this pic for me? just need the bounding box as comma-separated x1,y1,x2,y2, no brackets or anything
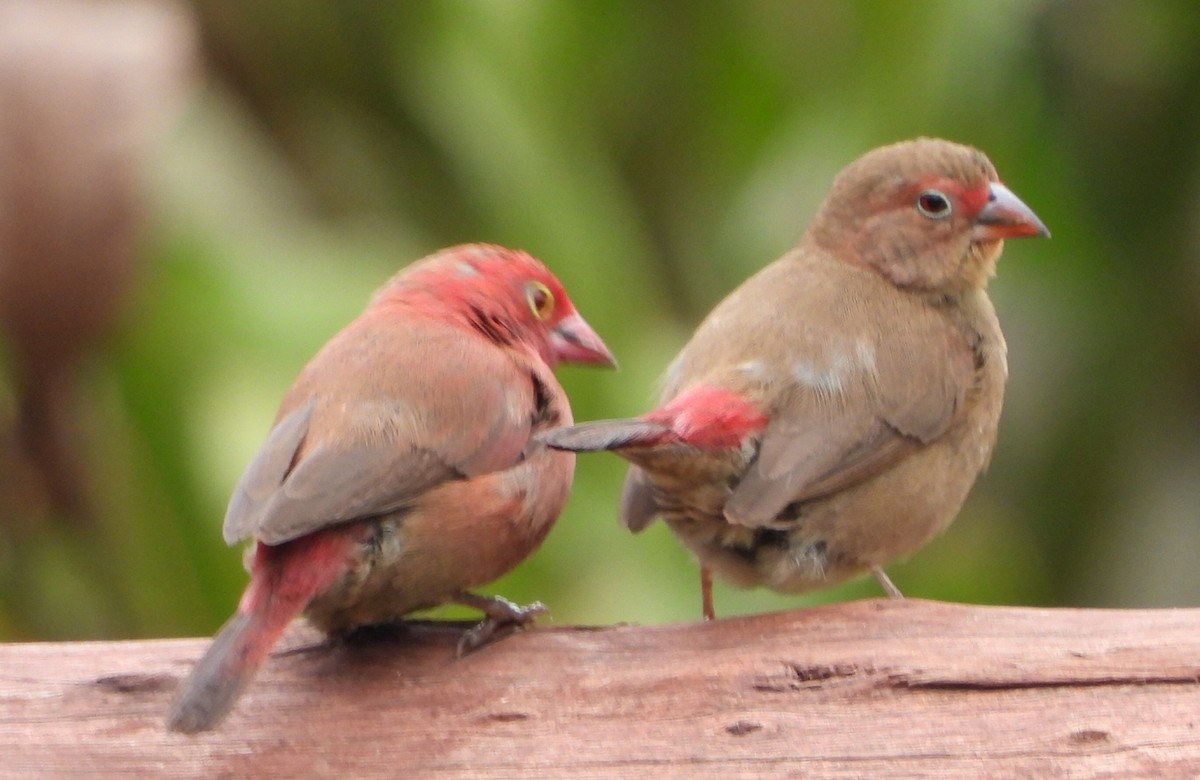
451,591,547,657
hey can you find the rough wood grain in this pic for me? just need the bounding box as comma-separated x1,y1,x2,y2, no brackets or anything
2,599,1199,779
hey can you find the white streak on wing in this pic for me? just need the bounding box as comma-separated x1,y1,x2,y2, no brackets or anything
791,341,877,395
792,361,843,394
736,360,766,379
854,338,876,373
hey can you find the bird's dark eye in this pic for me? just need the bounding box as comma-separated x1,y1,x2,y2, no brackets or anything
916,189,952,219
525,281,555,320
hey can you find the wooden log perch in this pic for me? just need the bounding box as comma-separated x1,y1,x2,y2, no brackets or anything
3,599,1200,778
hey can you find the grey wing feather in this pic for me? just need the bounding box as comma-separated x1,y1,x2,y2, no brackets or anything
222,401,463,547
242,444,457,546
725,346,967,529
724,415,915,528
222,401,314,544
619,466,660,532
223,410,465,544
222,362,530,544
221,319,535,547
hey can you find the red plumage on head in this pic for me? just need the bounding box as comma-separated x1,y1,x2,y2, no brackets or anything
368,244,592,366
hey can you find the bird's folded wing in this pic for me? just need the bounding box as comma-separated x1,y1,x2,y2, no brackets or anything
723,413,916,528
223,326,534,546
724,330,974,529
222,421,461,546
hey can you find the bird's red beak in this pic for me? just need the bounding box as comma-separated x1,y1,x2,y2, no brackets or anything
550,312,617,367
973,182,1051,242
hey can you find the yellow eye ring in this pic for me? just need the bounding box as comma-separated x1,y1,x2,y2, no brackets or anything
525,281,555,320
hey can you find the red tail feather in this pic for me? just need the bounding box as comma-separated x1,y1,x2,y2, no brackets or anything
166,531,354,733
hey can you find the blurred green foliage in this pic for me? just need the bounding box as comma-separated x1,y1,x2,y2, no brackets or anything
2,0,1199,641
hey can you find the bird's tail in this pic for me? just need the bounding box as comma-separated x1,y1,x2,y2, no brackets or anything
542,385,768,454
539,419,672,453
165,608,273,734
166,531,353,734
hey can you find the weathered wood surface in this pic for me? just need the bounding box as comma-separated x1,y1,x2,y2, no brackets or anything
2,599,1199,779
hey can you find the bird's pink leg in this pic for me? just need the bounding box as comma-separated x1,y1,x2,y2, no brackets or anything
872,566,904,599
700,567,715,621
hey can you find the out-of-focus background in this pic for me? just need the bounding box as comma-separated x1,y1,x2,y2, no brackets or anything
1,0,1197,642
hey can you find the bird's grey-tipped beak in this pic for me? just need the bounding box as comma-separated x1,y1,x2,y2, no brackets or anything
973,182,1051,241
550,311,617,367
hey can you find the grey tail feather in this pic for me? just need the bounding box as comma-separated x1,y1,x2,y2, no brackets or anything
539,419,670,452
619,467,661,533
166,611,259,734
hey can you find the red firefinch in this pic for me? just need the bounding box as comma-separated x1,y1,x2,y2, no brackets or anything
543,138,1048,619
167,244,614,733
